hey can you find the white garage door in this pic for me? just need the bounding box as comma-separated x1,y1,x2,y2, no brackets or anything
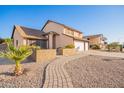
74,40,85,51
84,42,89,51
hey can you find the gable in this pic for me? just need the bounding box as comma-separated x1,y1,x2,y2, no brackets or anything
41,21,64,34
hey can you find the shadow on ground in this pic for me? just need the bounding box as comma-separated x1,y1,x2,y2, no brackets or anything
0,58,35,65
0,72,15,76
102,58,124,61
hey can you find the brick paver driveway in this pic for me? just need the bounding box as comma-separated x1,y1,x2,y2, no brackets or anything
43,50,124,88
43,53,87,88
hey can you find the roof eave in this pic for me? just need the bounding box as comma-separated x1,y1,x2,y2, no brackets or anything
24,36,48,40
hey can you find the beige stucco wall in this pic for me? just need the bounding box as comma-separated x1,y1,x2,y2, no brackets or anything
60,34,74,48
43,22,84,49
43,22,75,48
13,29,26,47
43,22,64,34
43,22,65,48
48,34,53,49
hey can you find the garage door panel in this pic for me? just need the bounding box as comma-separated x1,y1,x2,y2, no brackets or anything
74,40,84,51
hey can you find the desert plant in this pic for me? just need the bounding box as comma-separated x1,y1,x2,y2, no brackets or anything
0,38,35,76
90,44,100,50
65,44,75,49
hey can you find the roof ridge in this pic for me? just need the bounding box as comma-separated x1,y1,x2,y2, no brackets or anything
43,20,82,33
15,25,41,31
84,34,103,37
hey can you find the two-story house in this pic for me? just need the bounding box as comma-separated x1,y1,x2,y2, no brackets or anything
11,20,89,51
84,34,107,49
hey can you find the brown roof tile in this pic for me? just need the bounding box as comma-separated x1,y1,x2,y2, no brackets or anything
12,25,47,40
20,26,46,39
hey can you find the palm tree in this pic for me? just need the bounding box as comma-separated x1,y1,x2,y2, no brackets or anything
0,38,34,76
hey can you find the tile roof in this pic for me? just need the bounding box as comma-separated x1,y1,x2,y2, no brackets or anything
12,25,47,40
20,26,46,39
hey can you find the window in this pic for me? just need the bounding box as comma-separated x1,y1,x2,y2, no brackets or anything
16,40,18,47
79,34,82,38
64,29,73,36
74,32,79,37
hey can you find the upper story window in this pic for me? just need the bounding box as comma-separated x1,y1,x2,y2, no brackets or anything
64,29,73,36
79,34,83,38
64,29,82,38
74,32,80,37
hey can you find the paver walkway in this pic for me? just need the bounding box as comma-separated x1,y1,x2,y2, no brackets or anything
43,53,87,88
43,50,124,88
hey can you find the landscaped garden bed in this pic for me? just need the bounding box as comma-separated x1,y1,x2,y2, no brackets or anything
0,38,50,88
0,59,50,88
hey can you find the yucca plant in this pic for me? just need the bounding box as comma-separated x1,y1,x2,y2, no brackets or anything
0,38,35,76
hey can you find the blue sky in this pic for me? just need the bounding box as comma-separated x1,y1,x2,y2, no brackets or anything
0,5,124,43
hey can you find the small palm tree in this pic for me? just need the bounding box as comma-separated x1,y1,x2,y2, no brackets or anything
0,38,35,76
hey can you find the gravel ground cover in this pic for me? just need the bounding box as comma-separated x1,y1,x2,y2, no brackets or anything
65,55,124,88
0,58,50,88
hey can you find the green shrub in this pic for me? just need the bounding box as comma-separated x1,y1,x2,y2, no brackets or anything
90,44,100,49
107,42,122,52
65,44,75,49
120,45,123,51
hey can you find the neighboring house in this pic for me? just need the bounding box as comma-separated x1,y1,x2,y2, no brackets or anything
84,34,107,49
11,20,89,52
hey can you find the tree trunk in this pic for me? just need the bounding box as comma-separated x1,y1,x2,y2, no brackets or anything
14,61,22,76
